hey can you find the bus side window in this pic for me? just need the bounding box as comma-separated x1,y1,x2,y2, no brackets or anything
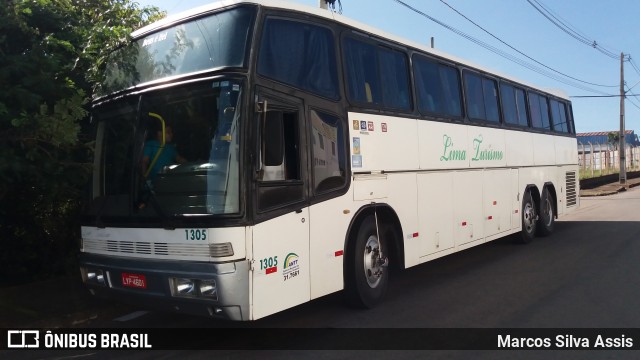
260,110,300,182
257,105,305,213
344,37,381,105
310,110,346,194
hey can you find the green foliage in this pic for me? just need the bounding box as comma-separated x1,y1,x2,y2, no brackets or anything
607,132,620,150
0,0,165,285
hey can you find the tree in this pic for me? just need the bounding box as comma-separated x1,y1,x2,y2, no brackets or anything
607,132,620,151
0,0,164,285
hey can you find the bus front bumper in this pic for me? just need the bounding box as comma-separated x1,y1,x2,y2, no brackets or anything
79,253,250,321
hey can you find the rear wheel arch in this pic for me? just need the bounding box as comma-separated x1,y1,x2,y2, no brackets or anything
537,183,557,236
543,182,558,219
517,185,540,244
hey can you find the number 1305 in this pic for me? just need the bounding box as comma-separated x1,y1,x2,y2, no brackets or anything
185,229,207,240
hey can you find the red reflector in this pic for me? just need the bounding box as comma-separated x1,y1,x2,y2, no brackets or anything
493,201,497,205
122,273,147,289
412,232,419,238
462,222,467,226
488,216,493,220
515,210,519,214
266,267,277,274
335,250,344,257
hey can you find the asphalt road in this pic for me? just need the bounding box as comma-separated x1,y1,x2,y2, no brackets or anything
5,189,640,359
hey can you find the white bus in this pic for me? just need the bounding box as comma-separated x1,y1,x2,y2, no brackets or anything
80,0,579,320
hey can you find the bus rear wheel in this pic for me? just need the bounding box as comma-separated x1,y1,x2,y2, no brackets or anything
345,215,389,308
537,188,555,236
518,190,537,244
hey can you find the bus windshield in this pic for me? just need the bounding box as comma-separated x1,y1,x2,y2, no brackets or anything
97,5,255,97
87,79,243,221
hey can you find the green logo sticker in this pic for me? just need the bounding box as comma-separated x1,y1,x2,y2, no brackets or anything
440,135,466,161
471,135,503,161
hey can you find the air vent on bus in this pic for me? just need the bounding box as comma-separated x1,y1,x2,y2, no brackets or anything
83,239,214,259
154,242,169,256
566,171,577,206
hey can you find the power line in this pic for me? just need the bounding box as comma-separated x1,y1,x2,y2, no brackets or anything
390,0,614,95
526,0,620,60
627,78,640,93
436,0,618,88
629,57,640,79
571,93,640,98
526,0,640,101
624,84,640,111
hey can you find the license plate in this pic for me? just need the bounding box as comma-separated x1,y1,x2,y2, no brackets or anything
121,273,147,289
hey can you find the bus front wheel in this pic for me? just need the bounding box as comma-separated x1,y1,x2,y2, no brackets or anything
345,215,389,308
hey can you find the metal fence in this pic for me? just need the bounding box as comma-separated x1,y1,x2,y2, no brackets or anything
578,142,640,177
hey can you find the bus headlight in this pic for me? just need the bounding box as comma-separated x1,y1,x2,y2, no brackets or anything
170,278,217,300
199,280,217,299
82,267,106,286
171,278,196,297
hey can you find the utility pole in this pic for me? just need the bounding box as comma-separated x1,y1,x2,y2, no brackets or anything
620,52,627,186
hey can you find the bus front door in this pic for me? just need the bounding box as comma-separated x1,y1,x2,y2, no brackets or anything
251,90,310,320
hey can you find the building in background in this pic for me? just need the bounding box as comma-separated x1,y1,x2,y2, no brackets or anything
577,130,640,148
577,130,640,173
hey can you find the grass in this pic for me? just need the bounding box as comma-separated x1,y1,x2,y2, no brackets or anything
579,168,640,180
579,169,617,180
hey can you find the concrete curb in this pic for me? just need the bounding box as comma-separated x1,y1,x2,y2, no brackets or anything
580,181,640,197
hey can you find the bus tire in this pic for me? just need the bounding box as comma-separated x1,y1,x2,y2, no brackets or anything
345,215,389,308
518,190,536,244
537,188,555,236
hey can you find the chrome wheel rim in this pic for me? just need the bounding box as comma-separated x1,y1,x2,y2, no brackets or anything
523,201,536,234
543,197,553,227
363,235,383,288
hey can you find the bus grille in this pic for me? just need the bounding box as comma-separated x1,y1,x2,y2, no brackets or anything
566,171,577,206
84,239,211,258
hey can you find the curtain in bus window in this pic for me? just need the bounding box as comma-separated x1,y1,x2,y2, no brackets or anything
500,84,518,125
515,88,529,127
529,93,542,128
464,72,485,120
440,65,462,117
414,57,441,114
378,48,410,110
259,19,302,88
415,58,461,117
482,78,499,122
344,38,380,104
305,29,338,98
258,19,338,99
539,95,551,130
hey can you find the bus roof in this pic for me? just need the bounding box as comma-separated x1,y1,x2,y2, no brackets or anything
132,0,569,100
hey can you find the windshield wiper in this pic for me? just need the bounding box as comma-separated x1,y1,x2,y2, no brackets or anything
136,175,177,230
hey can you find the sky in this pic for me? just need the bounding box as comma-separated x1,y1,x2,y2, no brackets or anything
135,0,640,134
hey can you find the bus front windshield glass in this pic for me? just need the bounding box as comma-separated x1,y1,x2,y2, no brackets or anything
97,6,255,97
88,79,243,220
